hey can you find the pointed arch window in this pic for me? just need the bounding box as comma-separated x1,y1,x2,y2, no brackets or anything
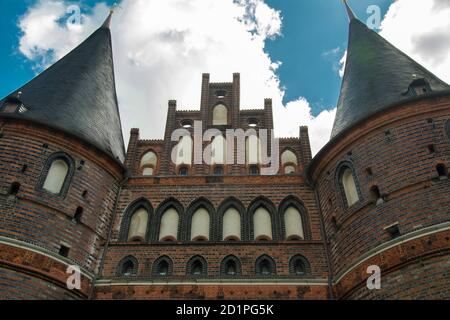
255,255,276,276
117,256,138,277
190,207,210,241
253,207,273,241
223,207,241,241
152,256,173,277
213,104,228,125
289,255,311,276
221,256,241,276
127,208,149,242
284,206,304,240
159,208,179,241
187,256,207,277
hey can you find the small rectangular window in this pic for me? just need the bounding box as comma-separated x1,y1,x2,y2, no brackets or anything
59,245,70,258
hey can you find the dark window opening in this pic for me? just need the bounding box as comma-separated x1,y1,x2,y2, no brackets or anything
436,164,448,178
259,260,272,275
157,261,170,276
214,165,224,175
42,144,49,149
8,182,21,196
215,90,227,98
247,118,259,128
82,190,88,198
366,168,373,176
385,224,401,240
225,261,237,276
181,119,193,129
73,207,83,224
293,260,306,275
121,260,135,276
191,260,203,276
59,245,70,258
405,78,432,97
370,186,383,205
249,165,259,175
21,165,28,173
179,167,189,176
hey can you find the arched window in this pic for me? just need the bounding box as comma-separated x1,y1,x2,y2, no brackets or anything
211,135,226,165
284,206,304,240
281,150,298,174
191,208,210,241
289,255,311,276
187,256,207,277
140,151,158,176
246,135,260,164
175,135,192,165
223,207,241,241
255,255,276,276
152,256,173,277
117,256,138,277
127,208,149,242
253,207,273,241
43,159,69,194
159,208,179,241
339,166,360,207
213,104,228,125
221,256,241,276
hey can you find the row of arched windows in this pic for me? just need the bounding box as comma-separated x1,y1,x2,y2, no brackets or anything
117,254,311,278
139,148,300,176
120,197,311,243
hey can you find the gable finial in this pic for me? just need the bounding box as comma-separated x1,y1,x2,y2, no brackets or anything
342,0,357,21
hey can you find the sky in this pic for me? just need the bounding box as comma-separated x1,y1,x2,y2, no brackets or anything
0,0,449,156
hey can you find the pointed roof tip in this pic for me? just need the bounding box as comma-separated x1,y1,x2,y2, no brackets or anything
343,0,357,21
102,9,114,29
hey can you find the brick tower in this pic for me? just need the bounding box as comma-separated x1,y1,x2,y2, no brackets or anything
0,12,125,299
307,1,450,299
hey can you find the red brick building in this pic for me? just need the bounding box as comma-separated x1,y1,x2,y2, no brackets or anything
0,3,449,300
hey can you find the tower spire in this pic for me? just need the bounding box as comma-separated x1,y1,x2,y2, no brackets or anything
342,0,356,21
102,8,114,29
102,3,122,29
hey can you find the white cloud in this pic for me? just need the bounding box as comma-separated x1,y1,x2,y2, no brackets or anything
16,0,337,156
379,0,450,83
338,50,347,78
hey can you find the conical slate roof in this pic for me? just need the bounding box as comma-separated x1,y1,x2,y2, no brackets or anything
0,14,125,162
332,9,450,138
